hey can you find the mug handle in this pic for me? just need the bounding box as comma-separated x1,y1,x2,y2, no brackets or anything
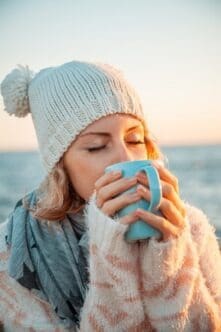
140,165,162,211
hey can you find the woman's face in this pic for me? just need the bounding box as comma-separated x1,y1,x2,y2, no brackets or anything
63,114,148,201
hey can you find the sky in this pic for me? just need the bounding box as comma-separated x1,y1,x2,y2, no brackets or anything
0,0,221,151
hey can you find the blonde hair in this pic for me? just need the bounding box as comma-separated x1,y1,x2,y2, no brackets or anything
31,131,164,221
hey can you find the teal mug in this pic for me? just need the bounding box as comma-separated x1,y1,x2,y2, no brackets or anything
105,160,162,241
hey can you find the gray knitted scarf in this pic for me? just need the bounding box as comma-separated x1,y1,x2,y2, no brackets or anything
6,191,89,329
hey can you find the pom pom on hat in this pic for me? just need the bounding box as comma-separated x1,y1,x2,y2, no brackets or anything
1,65,34,117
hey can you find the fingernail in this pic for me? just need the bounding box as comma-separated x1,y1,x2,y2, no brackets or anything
135,208,143,215
137,184,147,192
112,170,121,176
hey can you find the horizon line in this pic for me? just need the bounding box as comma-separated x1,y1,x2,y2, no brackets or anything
0,141,221,153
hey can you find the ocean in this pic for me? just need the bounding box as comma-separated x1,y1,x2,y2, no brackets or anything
0,145,220,236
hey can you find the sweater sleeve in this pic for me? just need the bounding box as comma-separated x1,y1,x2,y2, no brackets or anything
139,203,221,332
187,205,221,312
79,195,149,332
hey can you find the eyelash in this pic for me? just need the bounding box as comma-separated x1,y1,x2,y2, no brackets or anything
87,141,145,152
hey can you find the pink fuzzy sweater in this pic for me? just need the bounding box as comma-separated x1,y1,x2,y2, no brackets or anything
0,197,221,331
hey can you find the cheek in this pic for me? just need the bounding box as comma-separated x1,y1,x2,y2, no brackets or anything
67,158,102,200
134,146,148,159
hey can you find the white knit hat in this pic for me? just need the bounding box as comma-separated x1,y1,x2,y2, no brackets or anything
1,61,145,173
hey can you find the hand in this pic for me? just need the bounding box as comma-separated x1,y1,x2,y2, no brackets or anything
94,170,140,224
133,161,186,242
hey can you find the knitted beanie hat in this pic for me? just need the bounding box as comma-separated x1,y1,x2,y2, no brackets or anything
1,61,145,173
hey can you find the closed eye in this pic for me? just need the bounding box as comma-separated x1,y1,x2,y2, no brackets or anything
128,141,145,145
87,141,145,153
87,145,106,152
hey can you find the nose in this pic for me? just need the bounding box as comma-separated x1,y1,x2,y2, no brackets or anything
112,141,135,164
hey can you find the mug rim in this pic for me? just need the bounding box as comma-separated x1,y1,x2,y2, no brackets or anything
105,159,153,171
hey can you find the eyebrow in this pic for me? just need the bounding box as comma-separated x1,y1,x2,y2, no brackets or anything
79,125,144,138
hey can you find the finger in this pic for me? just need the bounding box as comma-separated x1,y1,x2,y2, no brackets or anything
137,167,179,195
136,184,151,200
94,170,122,191
135,171,150,188
96,176,137,208
152,161,179,194
136,175,185,218
101,191,141,217
136,163,180,195
119,211,140,225
137,185,185,228
159,198,185,229
135,208,184,241
160,181,186,217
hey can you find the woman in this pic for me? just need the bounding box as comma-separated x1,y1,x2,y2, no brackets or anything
0,61,221,331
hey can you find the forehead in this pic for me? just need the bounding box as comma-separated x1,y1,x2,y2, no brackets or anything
80,114,144,135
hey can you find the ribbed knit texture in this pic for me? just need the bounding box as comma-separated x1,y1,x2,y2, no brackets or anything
79,198,221,331
1,201,221,331
27,61,144,172
80,195,147,331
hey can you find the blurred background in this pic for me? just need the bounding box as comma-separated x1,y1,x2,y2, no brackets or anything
0,0,220,235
